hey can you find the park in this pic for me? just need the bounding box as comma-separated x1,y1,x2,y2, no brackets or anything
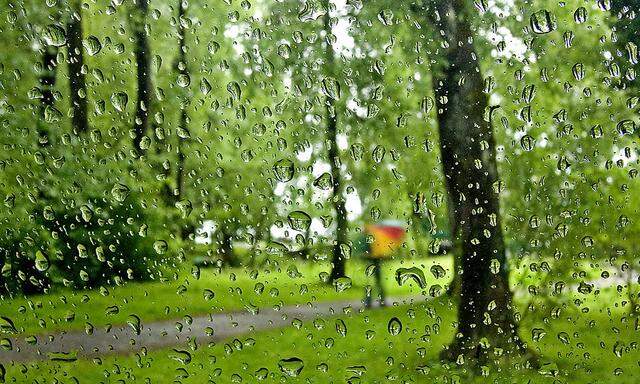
0,0,639,382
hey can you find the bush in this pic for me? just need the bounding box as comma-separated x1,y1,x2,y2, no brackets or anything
0,227,51,296
37,193,166,290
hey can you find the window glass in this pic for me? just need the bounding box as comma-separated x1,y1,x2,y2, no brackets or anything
0,0,638,382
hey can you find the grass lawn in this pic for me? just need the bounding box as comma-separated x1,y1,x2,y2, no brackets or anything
5,289,639,383
0,256,453,336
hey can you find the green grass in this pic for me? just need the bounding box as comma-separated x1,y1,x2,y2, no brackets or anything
0,256,453,336
6,290,639,383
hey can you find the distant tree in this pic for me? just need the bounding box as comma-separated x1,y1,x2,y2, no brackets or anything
38,45,58,145
175,0,189,217
66,0,88,134
131,0,152,154
322,0,348,281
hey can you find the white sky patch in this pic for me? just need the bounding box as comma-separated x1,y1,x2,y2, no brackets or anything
331,0,355,56
195,220,216,244
345,191,363,220
486,26,531,61
224,24,247,55
337,133,349,150
613,146,638,166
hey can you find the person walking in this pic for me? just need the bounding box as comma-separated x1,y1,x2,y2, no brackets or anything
363,221,405,308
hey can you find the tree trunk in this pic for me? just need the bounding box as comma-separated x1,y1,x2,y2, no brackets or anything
175,0,188,202
66,0,88,134
175,0,189,238
38,45,58,146
323,0,348,281
217,228,238,267
132,0,152,155
421,0,533,364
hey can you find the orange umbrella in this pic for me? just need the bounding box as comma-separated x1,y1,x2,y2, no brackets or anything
365,223,405,258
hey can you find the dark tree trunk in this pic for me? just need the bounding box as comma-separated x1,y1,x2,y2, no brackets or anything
445,193,462,296
421,0,533,363
38,45,58,145
175,0,188,202
66,0,88,134
323,1,348,281
132,0,152,155
217,228,238,267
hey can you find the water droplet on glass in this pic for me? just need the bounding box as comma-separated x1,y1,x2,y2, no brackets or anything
321,77,341,100
279,357,304,377
430,264,447,279
395,267,426,289
378,9,394,26
388,317,402,336
333,277,352,292
43,24,66,46
111,183,130,202
153,240,168,255
111,92,128,112
520,135,535,151
574,7,587,23
288,211,311,232
273,159,294,182
35,250,50,272
530,10,557,34
83,35,102,56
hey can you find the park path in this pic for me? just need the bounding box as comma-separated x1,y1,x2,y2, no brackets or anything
0,295,423,364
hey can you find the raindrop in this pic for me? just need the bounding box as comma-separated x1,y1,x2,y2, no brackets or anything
520,135,535,151
313,173,333,190
288,211,311,232
227,81,241,101
377,9,394,26
111,183,130,203
574,7,587,23
430,264,446,279
83,35,102,56
35,250,50,272
616,120,635,136
153,240,168,255
48,351,78,362
111,183,130,202
43,24,66,46
80,205,93,222
572,63,585,81
420,96,434,115
557,156,570,171
532,328,547,341
170,349,192,364
321,77,341,100
626,42,638,65
200,78,212,95
333,277,352,292
335,319,347,337
44,105,63,123
278,357,304,377
0,317,17,334
388,317,402,336
277,43,291,59
111,92,128,112
175,199,193,218
395,267,426,289
273,159,294,182
127,314,142,335
177,73,191,87
530,10,557,34
372,145,386,163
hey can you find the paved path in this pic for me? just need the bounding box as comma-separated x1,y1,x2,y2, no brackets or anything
0,296,424,363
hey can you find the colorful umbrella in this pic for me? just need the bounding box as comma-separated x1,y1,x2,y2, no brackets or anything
365,221,406,258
